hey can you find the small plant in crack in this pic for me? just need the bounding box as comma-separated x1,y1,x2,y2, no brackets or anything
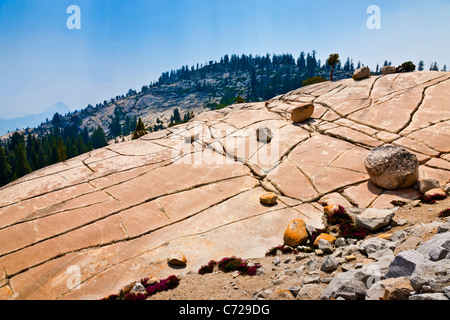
198,257,261,276
265,245,299,257
419,193,447,204
101,275,180,300
319,201,329,207
198,260,217,275
391,200,408,207
326,205,370,240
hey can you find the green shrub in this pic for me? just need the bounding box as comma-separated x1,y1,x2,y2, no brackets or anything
397,61,416,73
303,76,327,86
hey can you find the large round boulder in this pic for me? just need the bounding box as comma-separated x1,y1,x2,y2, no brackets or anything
364,145,419,190
382,66,397,75
352,67,371,80
291,104,315,123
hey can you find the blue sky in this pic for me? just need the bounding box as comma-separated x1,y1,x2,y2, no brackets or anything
1,0,449,119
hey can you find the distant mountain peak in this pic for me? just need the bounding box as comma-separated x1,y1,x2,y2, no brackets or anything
0,102,71,135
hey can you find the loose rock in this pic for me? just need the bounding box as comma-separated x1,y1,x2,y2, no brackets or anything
394,236,422,255
416,232,450,258
291,104,315,123
409,293,449,301
381,66,397,75
313,233,337,247
410,259,450,292
424,188,447,198
270,289,295,300
167,252,187,266
359,237,390,256
335,237,347,247
352,67,371,80
356,208,396,231
364,144,419,190
390,230,407,243
385,250,428,278
416,178,440,194
365,277,413,300
259,192,278,205
283,219,309,247
320,269,367,300
318,239,334,254
321,256,339,272
130,282,147,294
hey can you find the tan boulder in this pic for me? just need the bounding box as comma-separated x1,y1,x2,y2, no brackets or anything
381,66,397,75
365,144,419,190
352,67,371,80
283,219,309,247
291,104,315,123
259,192,278,205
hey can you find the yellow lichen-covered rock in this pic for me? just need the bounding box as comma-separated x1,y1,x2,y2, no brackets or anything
313,233,337,246
324,205,340,218
377,233,392,240
283,219,308,247
167,252,187,266
259,192,278,205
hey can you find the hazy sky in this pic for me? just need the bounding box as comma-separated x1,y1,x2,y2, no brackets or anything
1,0,449,119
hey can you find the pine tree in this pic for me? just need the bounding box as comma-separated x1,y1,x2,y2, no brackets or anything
14,143,32,179
235,95,245,103
172,108,182,124
418,60,425,71
344,58,351,72
109,110,122,138
430,62,439,71
327,54,340,81
132,118,147,140
0,144,13,186
91,126,108,148
297,52,306,73
57,136,68,162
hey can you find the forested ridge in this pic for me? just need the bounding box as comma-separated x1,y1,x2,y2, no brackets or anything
2,51,438,187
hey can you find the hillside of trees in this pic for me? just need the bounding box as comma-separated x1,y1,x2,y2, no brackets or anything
1,51,446,187
0,119,109,186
